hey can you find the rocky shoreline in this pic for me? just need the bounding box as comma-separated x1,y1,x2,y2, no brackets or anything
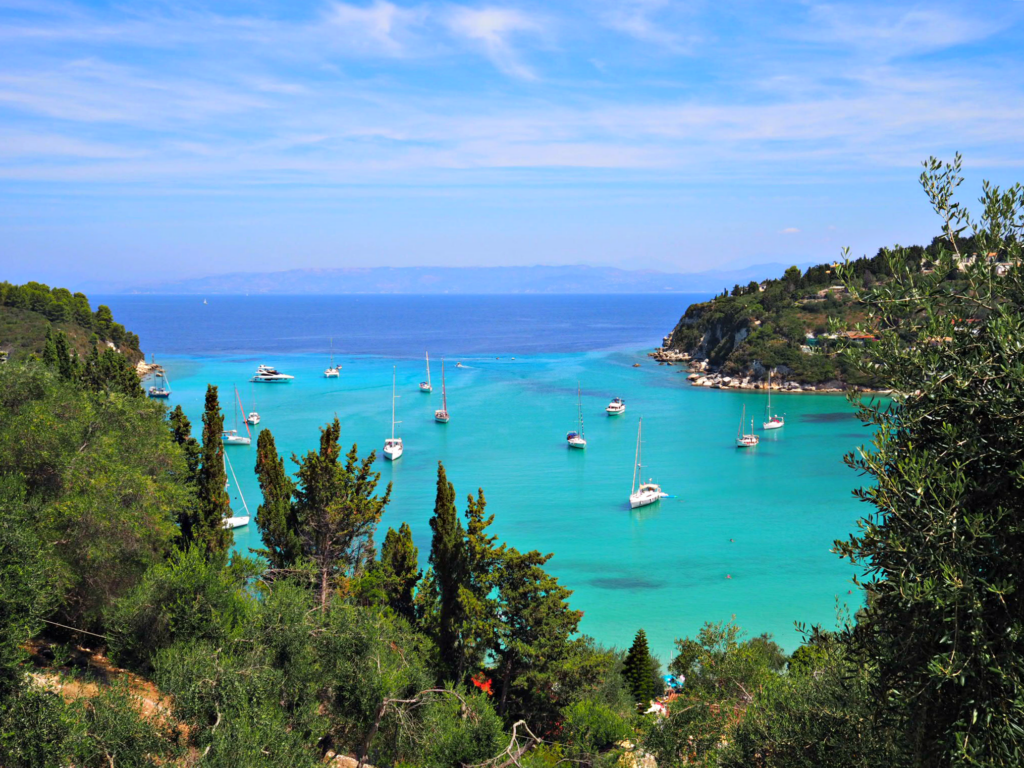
135,360,163,379
648,347,890,395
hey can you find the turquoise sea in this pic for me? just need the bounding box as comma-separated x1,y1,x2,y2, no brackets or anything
100,294,869,660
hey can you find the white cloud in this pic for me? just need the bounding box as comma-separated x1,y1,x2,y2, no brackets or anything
602,0,693,52
780,227,800,234
445,6,544,79
323,0,423,56
804,4,1004,59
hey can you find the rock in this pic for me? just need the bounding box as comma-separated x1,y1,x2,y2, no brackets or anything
687,373,699,381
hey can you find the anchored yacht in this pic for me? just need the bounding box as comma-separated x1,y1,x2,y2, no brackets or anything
629,417,667,508
251,364,295,383
606,397,626,415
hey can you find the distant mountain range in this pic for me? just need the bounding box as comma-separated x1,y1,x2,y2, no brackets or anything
103,263,814,296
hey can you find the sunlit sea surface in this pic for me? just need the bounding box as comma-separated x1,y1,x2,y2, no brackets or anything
100,294,869,659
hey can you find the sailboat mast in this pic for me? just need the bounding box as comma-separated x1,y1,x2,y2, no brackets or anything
426,352,431,388
236,386,251,438
391,366,396,440
330,337,334,368
577,382,584,438
441,358,447,411
632,418,642,494
766,370,771,416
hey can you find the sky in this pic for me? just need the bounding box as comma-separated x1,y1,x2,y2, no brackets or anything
1,0,1023,287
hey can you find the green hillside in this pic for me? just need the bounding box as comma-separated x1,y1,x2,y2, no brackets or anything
0,281,142,364
660,236,984,389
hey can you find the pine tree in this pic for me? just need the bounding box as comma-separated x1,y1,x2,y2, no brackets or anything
428,461,467,682
379,522,420,623
194,385,232,555
253,429,299,569
291,419,390,610
492,547,583,727
623,629,656,707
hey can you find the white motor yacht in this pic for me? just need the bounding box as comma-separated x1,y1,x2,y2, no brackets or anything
606,397,626,415
251,364,295,383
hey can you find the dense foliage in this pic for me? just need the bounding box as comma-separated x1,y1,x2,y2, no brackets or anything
833,155,1024,766
0,281,141,361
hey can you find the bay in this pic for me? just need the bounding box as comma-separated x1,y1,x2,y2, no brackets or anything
100,294,867,660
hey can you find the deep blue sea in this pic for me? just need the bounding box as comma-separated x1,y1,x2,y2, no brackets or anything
99,294,869,660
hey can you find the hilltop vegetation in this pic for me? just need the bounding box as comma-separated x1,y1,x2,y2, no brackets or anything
661,234,989,388
0,281,142,363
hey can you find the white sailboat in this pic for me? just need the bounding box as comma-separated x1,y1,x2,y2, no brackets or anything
383,366,403,460
736,405,759,447
629,417,666,508
222,386,252,445
434,358,449,423
245,384,260,426
419,352,432,392
147,367,171,398
324,338,340,378
222,450,250,529
566,382,587,449
763,370,784,430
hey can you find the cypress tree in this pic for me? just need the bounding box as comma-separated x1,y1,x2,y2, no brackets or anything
42,326,58,367
168,405,203,545
195,385,232,555
428,461,467,682
461,488,503,675
623,629,656,707
53,330,75,381
379,522,420,624
253,429,299,569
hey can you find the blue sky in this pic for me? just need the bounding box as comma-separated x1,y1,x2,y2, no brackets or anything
1,0,1023,286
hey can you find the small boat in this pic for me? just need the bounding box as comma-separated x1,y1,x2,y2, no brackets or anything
763,370,784,430
222,386,252,445
147,362,171,398
383,366,403,461
456,362,464,368
736,405,759,448
221,451,250,529
629,417,666,508
244,384,260,426
419,351,433,392
606,397,626,415
566,382,587,449
632,363,641,368
251,364,295,383
203,299,208,305
324,338,341,378
434,358,450,423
